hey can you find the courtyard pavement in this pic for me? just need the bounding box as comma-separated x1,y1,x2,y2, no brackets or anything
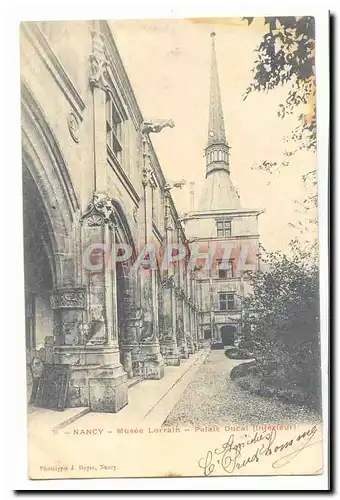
163,349,320,427
28,347,210,433
28,347,320,435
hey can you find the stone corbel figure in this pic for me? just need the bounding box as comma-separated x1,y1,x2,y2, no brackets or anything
141,119,175,134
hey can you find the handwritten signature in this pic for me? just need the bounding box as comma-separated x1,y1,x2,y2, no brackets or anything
198,425,321,475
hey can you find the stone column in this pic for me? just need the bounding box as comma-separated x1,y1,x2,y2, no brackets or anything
119,266,144,377
175,222,188,358
184,297,194,355
137,136,164,379
159,276,180,365
54,194,128,412
198,311,205,348
139,270,165,379
175,286,189,359
190,272,199,351
188,301,196,352
159,190,180,366
195,277,204,350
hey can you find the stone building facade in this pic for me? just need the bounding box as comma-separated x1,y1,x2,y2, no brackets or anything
21,20,202,413
184,33,262,346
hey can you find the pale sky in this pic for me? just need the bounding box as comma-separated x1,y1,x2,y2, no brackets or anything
110,18,317,253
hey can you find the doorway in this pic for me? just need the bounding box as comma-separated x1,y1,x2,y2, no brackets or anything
204,329,211,340
221,325,236,346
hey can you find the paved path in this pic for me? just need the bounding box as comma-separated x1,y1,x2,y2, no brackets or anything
163,349,320,427
60,348,209,432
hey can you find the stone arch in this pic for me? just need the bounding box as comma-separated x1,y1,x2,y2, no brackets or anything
21,80,79,287
21,81,81,375
111,200,137,262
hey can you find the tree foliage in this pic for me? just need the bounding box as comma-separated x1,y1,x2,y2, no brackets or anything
241,240,321,409
244,16,316,164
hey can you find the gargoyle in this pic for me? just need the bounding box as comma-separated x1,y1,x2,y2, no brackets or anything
141,119,175,134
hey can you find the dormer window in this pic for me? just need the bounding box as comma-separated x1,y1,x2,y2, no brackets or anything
216,220,231,237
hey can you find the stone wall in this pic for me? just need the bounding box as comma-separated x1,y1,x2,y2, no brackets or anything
21,20,203,413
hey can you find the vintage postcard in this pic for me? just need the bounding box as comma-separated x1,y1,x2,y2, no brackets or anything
20,14,327,480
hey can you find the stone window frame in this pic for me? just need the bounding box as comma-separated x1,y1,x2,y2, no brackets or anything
216,219,231,237
106,91,124,161
219,291,236,311
217,258,234,279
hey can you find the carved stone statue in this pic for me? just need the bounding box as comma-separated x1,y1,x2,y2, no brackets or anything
139,307,154,342
141,119,175,134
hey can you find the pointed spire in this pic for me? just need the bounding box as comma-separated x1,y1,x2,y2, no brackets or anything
205,32,230,177
207,32,227,147
199,33,241,210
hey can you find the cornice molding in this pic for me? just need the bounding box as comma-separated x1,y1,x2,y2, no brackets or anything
21,22,85,121
185,208,264,218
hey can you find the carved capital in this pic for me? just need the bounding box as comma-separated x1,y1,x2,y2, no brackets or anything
50,288,86,309
142,166,153,188
81,192,116,230
89,54,110,91
89,30,110,91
